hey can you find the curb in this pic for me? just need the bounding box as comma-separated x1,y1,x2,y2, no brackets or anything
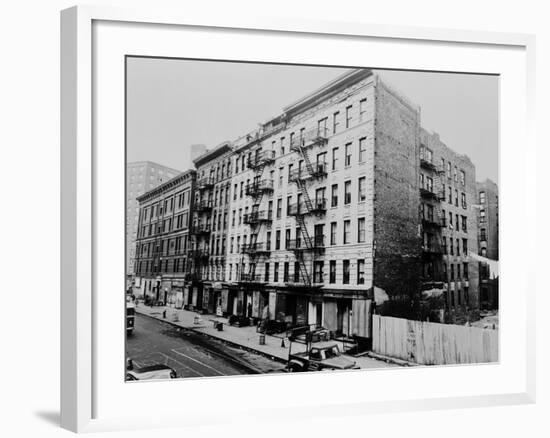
361,351,416,367
136,309,289,366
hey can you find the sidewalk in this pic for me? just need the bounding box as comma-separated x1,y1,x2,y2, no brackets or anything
135,304,398,369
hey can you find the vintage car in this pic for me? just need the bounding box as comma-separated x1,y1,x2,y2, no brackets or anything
126,363,177,381
287,341,361,372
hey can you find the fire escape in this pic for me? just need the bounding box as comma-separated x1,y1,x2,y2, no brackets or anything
240,149,275,284
287,127,329,287
419,157,446,289
187,177,213,282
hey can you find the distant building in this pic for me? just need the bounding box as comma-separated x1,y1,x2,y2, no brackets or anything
476,179,499,309
133,170,196,305
126,161,181,282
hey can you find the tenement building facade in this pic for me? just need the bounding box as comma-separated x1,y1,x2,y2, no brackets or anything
133,170,195,306
477,179,499,309
419,129,480,322
132,68,484,337
186,142,234,314
126,161,181,283
223,68,446,342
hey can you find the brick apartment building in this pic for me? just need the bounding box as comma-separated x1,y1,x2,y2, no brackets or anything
185,142,234,314
132,67,486,338
476,179,499,309
126,161,181,281
133,170,195,306
419,129,480,322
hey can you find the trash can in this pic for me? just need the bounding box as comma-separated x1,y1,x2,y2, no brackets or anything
193,316,200,324
259,334,266,345
216,322,223,332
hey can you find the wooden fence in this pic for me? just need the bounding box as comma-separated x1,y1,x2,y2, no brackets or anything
372,315,498,365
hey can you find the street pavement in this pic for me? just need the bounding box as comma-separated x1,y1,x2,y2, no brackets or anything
127,314,286,379
135,304,399,370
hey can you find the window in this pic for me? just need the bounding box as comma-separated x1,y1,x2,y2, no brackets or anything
276,199,282,219
460,170,466,186
268,200,273,220
238,208,242,225
333,111,340,134
330,222,337,245
479,191,486,204
329,260,336,284
448,186,452,204
357,259,365,284
317,118,327,136
450,264,455,281
279,167,284,187
358,137,367,163
426,176,433,193
280,137,285,155
359,98,367,121
285,229,291,249
275,230,281,250
358,218,366,243
332,147,339,170
480,209,486,223
344,180,352,204
230,237,234,254
345,105,352,128
463,262,469,280
274,262,279,282
283,262,289,282
294,262,300,282
480,228,487,241
456,238,460,256
461,215,467,232
286,195,292,217
264,263,270,282
289,132,295,148
233,184,238,200
314,261,324,283
462,238,468,254
266,231,272,250
331,184,338,207
343,260,350,284
447,161,452,179
455,189,459,207
240,181,244,198
454,166,458,182
461,192,467,209
443,236,447,254
345,143,352,166
343,220,351,244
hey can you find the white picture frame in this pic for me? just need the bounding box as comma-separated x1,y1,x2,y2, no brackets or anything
60,5,536,433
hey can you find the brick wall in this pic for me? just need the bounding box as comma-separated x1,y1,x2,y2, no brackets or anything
373,78,422,303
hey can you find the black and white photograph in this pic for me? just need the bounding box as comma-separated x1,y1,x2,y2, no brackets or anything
124,58,499,381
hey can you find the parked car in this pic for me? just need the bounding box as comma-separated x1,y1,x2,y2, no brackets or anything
287,342,360,372
126,363,177,381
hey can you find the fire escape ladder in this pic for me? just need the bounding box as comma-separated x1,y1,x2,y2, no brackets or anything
297,142,316,176
296,179,314,213
296,251,312,286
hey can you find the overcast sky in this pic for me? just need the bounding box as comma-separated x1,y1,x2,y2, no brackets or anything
126,57,498,182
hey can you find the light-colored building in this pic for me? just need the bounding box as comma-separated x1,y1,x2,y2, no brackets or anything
126,161,181,282
219,68,482,341
133,170,195,305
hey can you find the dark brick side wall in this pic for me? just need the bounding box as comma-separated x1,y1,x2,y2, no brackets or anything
373,79,422,303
